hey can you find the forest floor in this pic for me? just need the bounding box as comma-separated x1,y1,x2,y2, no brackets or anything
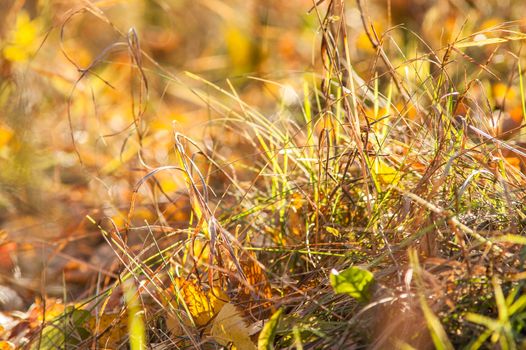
2,0,526,349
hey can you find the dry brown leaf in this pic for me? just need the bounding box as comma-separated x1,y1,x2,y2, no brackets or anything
165,310,185,338
210,303,256,350
88,313,127,349
241,256,273,301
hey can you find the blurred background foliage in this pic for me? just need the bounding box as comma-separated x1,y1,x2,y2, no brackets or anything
0,0,326,301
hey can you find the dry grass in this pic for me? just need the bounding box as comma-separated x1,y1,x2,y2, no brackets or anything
2,0,526,349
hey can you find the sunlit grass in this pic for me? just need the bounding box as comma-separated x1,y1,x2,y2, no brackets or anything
2,0,526,349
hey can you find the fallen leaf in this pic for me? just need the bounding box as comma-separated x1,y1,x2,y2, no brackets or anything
30,307,91,350
27,298,65,329
211,303,256,350
88,313,128,349
171,278,229,327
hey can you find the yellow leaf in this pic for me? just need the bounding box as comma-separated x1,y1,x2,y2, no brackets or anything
355,22,383,53
492,83,517,106
172,278,229,327
326,227,340,237
372,159,401,186
209,286,229,314
290,193,304,210
0,125,13,148
239,256,273,302
364,106,390,122
225,26,252,71
88,313,128,349
2,11,41,62
211,303,256,350
479,18,502,31
178,281,213,326
28,298,65,327
0,341,15,350
182,237,210,268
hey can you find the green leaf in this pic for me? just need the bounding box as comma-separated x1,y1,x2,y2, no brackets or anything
258,308,283,350
31,307,91,350
330,267,374,302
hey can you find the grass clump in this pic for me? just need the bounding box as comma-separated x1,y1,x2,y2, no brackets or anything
2,0,526,349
